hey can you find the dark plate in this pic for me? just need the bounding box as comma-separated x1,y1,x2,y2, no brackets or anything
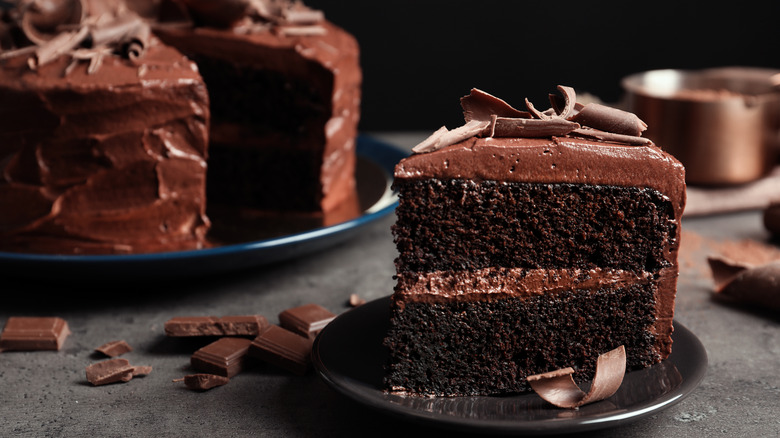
0,136,406,279
313,296,708,435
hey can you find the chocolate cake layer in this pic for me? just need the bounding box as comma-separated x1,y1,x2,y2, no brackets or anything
385,284,658,396
393,179,677,274
152,19,361,213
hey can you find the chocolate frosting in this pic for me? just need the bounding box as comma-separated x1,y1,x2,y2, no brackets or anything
0,3,210,254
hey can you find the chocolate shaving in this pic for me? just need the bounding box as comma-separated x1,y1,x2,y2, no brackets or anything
2,1,153,74
276,25,326,37
412,86,653,154
461,88,529,122
569,103,648,137
572,127,653,146
527,345,626,408
411,120,490,154
492,117,580,138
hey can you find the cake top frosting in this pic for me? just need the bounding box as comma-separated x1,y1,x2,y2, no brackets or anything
396,87,687,216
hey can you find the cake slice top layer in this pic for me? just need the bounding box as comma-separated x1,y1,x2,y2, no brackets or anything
395,87,686,218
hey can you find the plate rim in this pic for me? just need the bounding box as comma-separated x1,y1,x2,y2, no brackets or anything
0,135,407,275
313,295,709,435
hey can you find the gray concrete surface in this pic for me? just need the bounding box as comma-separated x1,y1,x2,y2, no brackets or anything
2,133,779,437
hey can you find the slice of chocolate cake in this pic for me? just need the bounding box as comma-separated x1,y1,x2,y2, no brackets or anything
384,87,686,396
0,1,210,254
141,0,361,216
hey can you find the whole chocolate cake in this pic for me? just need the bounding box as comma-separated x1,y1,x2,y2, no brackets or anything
0,0,210,254
384,87,686,396
142,0,362,215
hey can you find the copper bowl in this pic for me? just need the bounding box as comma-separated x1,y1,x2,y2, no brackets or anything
622,67,780,185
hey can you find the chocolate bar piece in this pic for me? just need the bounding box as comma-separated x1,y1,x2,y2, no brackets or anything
249,325,312,375
95,340,133,357
0,317,70,351
181,373,230,391
190,337,252,378
86,359,135,386
85,359,152,386
164,315,269,337
278,304,335,339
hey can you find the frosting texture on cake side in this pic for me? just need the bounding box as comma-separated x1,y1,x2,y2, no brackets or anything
0,0,210,254
145,0,362,213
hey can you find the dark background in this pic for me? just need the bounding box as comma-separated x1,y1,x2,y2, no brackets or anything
307,1,780,131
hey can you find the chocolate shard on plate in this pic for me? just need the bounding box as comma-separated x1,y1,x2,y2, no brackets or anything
190,337,252,378
278,303,336,339
527,346,626,408
86,358,136,386
180,373,230,391
95,340,133,357
164,315,269,337
249,325,312,375
0,317,70,351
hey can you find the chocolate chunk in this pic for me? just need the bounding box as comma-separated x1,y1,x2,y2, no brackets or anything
0,317,70,351
278,303,335,339
95,340,133,357
164,315,268,337
179,373,230,391
527,345,626,408
85,358,152,386
86,358,136,386
249,325,312,375
190,337,252,378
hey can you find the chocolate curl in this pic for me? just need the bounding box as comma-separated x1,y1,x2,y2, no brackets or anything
708,257,780,311
572,127,653,146
549,85,577,119
461,88,530,122
277,25,326,37
492,117,580,138
527,345,626,409
20,0,85,45
411,120,490,154
89,14,150,60
569,103,648,137
525,97,554,120
30,24,89,68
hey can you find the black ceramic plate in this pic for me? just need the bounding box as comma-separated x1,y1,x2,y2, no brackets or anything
313,296,708,435
0,136,406,279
